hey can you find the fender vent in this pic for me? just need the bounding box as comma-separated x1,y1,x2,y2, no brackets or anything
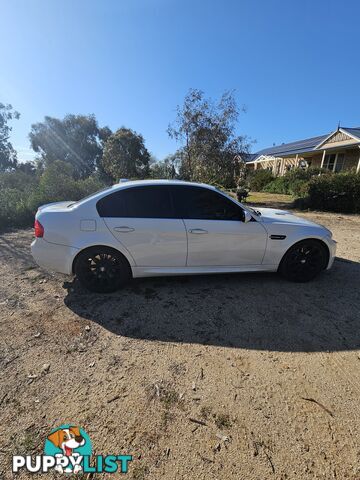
270,234,286,240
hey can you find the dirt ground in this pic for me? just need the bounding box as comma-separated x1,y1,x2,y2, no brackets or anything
1,210,360,479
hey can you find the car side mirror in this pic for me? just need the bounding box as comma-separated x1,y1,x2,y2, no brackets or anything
243,210,252,223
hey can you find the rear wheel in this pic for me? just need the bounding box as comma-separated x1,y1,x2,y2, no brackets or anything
279,239,328,282
74,247,131,293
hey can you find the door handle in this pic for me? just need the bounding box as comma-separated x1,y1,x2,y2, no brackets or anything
189,228,208,234
113,226,135,233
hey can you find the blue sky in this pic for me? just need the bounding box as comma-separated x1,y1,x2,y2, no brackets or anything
1,0,360,162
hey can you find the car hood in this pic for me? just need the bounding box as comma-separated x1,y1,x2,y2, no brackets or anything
37,201,74,212
255,207,323,228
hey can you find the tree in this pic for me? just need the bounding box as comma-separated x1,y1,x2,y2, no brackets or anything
0,103,20,172
149,153,179,179
16,161,37,175
168,89,250,187
29,114,111,179
101,127,150,180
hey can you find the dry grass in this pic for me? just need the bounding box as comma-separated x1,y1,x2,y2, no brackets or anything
245,191,294,206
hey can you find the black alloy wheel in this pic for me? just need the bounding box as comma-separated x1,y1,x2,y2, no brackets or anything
74,247,131,293
279,239,328,282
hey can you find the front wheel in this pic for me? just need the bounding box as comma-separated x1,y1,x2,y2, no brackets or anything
74,247,131,293
279,240,328,282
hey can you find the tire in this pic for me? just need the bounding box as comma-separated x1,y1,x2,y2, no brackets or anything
74,246,131,293
279,239,328,283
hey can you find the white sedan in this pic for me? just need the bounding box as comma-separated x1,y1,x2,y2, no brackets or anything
31,180,336,292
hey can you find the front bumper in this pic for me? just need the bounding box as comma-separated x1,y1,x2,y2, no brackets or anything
326,237,337,270
31,238,79,275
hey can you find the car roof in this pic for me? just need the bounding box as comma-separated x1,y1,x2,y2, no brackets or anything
113,179,216,189
106,179,219,195
73,179,218,207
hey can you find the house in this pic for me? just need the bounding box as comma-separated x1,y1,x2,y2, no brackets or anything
246,126,360,176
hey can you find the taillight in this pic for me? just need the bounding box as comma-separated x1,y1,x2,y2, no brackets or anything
34,219,44,238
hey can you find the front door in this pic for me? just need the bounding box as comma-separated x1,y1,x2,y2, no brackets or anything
170,185,267,266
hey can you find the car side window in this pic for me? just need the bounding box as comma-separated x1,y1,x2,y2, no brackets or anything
171,186,244,221
96,186,174,218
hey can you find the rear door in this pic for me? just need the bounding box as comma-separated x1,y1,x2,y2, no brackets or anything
97,185,187,267
170,185,267,266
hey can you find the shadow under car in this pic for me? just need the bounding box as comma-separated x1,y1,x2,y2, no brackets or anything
63,257,360,353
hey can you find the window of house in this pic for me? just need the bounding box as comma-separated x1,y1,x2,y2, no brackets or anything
323,154,336,171
334,153,345,172
323,153,345,172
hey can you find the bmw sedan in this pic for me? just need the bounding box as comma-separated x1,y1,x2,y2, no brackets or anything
31,180,336,292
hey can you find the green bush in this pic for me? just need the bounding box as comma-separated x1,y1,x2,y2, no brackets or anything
263,168,323,196
0,161,108,231
0,188,34,229
27,161,107,213
248,169,274,191
0,171,39,229
26,161,79,212
285,167,323,183
307,171,360,213
76,175,107,198
0,171,38,192
289,179,310,197
263,177,289,194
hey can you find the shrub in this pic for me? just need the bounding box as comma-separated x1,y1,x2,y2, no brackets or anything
263,177,289,194
0,188,34,229
248,169,274,191
27,169,107,213
263,168,323,196
75,175,107,198
289,179,310,197
307,171,360,213
0,171,38,192
235,178,249,202
0,161,108,231
0,171,39,229
236,186,249,202
285,167,323,183
26,161,79,212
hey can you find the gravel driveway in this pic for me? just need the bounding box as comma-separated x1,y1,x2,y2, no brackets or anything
0,211,359,479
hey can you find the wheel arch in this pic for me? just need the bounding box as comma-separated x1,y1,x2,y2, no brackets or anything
72,244,133,275
278,237,330,272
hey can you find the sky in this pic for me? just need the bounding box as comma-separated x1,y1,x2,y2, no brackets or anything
1,0,360,162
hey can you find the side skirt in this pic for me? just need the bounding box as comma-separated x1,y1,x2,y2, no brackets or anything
132,265,278,278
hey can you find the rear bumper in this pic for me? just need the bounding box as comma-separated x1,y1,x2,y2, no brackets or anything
31,238,79,275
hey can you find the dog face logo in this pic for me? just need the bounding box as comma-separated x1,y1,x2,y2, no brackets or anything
47,426,85,456
44,425,92,474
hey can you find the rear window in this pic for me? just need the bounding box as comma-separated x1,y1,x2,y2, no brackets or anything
96,185,174,218
67,186,111,208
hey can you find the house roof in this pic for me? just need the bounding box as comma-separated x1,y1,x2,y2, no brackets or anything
251,127,360,161
340,127,360,139
242,153,258,163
